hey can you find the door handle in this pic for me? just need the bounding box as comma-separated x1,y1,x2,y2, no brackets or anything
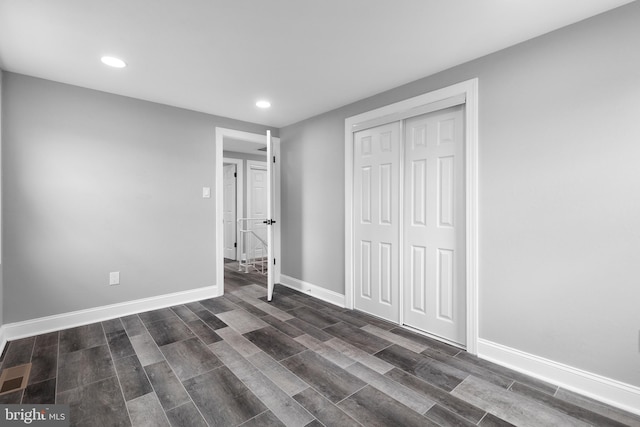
262,219,277,225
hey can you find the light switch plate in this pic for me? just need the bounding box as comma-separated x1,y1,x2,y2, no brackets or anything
202,187,211,198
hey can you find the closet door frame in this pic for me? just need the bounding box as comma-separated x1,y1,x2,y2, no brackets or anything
344,78,479,354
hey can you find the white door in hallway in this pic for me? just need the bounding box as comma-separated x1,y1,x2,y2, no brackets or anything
248,161,268,259
266,131,275,301
223,164,237,260
403,106,466,345
353,122,401,322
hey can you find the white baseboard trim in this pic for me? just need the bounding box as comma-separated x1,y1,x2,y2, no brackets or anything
478,338,640,416
279,275,345,308
0,285,219,354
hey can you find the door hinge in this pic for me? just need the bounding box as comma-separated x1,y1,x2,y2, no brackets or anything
273,156,276,163
234,172,237,178
273,258,276,265
234,242,237,248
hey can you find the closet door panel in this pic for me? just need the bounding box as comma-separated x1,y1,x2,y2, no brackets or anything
353,122,400,322
403,106,466,345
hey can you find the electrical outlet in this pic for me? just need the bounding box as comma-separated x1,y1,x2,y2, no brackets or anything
109,271,120,286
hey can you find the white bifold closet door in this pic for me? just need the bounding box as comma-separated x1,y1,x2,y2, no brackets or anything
353,105,466,346
353,122,401,322
403,106,466,345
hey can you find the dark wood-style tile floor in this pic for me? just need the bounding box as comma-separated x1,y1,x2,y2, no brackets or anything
1,262,639,426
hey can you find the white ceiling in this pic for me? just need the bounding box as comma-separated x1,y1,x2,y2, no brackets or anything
0,0,634,128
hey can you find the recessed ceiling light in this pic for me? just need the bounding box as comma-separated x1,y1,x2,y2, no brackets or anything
101,56,127,68
256,100,271,109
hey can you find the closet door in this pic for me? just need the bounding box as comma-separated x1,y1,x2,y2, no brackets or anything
353,122,401,322
403,106,466,345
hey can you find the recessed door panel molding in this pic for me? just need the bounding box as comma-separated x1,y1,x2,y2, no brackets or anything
410,245,427,313
380,131,392,152
353,122,400,322
438,118,455,145
361,167,372,223
360,240,372,299
379,163,392,225
438,155,455,228
379,243,393,305
412,124,427,149
403,106,466,345
437,248,455,321
362,135,372,156
411,159,427,226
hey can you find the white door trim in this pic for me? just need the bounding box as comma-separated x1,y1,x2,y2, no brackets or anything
344,78,479,354
215,128,281,297
223,158,244,261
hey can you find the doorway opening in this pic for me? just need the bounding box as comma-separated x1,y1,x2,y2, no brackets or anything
215,128,281,299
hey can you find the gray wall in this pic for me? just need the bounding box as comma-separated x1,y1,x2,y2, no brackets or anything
2,72,274,323
280,2,640,387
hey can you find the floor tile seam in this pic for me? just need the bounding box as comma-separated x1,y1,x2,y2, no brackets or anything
374,342,396,356
422,349,515,388
300,339,358,370
160,351,214,427
348,361,439,415
334,382,432,425
27,335,37,365
388,362,472,405
142,312,182,328
295,383,367,427
453,376,581,426
222,351,316,425
424,405,481,427
325,338,393,374
130,392,173,427
507,381,626,426
454,353,557,395
119,333,175,414
53,331,61,404
332,380,368,412
122,314,145,340
361,325,429,354
181,318,221,348
235,409,273,427
58,341,110,357
554,391,640,425
55,367,120,396
475,411,491,425
100,321,134,426
250,350,316,398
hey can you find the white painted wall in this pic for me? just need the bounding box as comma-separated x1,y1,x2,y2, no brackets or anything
280,2,640,388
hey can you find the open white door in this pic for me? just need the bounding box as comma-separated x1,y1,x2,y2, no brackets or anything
266,130,275,301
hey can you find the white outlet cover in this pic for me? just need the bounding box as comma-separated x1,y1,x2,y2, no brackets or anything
109,271,120,286
202,187,211,198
